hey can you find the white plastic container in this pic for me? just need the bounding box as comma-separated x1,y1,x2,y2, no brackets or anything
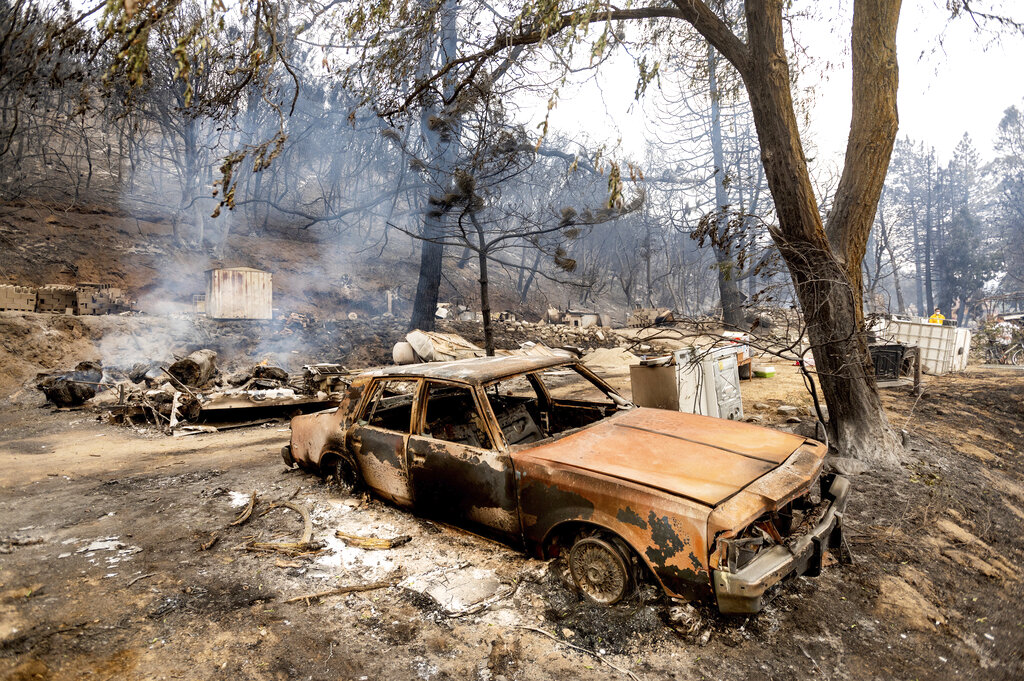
871,315,970,375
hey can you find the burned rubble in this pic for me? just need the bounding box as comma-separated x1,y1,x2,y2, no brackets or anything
35,346,353,434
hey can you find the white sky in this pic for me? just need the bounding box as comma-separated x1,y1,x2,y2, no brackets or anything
522,2,1024,167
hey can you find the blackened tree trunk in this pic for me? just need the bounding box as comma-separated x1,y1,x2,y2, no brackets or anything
408,210,446,331
471,213,495,356
408,0,460,332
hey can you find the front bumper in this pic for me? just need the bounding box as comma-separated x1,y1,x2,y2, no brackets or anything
712,473,850,614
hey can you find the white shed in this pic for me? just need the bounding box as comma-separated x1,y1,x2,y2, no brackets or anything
205,267,273,320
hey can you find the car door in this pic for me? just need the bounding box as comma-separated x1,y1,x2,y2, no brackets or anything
348,377,419,508
407,380,522,544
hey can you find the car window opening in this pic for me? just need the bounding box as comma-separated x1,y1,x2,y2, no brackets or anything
485,367,623,446
422,383,493,449
362,379,417,432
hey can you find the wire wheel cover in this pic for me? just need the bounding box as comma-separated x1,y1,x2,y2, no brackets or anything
569,537,630,604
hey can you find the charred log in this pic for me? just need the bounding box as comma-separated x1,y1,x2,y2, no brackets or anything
168,349,218,388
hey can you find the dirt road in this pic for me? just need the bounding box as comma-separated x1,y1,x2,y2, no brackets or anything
2,368,1023,680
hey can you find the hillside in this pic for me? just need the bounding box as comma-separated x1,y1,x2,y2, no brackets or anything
0,197,592,322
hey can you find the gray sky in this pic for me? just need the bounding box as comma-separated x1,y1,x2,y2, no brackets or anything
521,2,1024,167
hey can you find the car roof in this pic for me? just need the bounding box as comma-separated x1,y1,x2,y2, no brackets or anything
371,354,579,386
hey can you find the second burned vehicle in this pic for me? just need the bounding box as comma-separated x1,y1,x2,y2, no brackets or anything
281,355,849,613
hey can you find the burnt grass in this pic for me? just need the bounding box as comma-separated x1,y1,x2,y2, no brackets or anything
0,368,1022,680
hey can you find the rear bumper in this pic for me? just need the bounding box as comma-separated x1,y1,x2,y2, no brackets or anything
712,474,850,614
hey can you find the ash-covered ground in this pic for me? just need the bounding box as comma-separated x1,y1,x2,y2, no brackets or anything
2,327,1023,680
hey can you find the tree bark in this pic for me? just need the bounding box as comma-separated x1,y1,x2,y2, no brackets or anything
169,349,218,388
740,0,900,467
708,45,747,329
471,213,495,356
408,0,460,332
408,209,445,331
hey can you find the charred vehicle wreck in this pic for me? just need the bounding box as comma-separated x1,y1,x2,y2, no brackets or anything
281,355,849,613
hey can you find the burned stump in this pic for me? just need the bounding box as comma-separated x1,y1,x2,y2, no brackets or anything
168,349,218,388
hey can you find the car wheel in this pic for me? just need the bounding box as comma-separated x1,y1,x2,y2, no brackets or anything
331,455,361,495
568,535,635,605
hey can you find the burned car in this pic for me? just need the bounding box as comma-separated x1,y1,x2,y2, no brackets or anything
281,355,848,613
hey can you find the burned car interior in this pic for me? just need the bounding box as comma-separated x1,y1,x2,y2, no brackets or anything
422,383,493,449
361,379,417,431
483,366,624,446
359,364,625,450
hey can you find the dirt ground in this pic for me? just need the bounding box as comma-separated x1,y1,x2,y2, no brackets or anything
2,353,1023,680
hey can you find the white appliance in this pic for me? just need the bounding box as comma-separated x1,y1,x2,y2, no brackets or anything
629,347,744,420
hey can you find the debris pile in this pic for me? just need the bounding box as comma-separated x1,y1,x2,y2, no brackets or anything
36,350,345,434
627,308,675,327
36,360,103,407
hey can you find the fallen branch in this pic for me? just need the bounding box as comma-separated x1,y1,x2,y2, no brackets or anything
127,573,155,587
244,501,321,555
516,626,640,681
282,578,397,605
200,534,219,551
230,492,257,527
243,542,323,556
334,530,411,550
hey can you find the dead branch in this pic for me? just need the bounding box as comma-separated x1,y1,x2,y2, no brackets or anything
516,626,640,681
334,530,411,550
229,492,257,527
282,579,397,605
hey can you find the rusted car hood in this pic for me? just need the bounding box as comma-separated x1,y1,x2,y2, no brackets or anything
515,408,812,507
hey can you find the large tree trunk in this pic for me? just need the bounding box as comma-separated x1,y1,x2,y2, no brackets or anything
408,210,445,331
708,46,747,329
408,0,460,332
824,0,901,324
741,0,900,467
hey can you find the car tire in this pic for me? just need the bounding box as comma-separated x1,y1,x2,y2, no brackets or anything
332,454,361,495
568,534,635,605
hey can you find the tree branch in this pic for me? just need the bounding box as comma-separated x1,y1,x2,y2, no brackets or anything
380,6,689,116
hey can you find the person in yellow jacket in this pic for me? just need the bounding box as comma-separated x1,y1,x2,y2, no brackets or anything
928,307,945,324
